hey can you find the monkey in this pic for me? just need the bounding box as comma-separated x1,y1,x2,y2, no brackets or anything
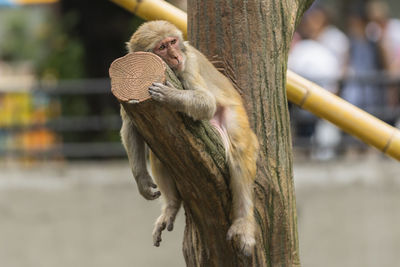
120,20,259,255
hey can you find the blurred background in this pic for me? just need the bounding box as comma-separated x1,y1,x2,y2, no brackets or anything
0,0,399,266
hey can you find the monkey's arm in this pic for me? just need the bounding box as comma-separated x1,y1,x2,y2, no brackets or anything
148,81,216,121
120,107,161,200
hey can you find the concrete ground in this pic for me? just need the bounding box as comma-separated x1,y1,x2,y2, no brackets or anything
0,156,399,267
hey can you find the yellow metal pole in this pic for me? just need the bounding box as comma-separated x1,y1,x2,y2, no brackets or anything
287,71,400,160
111,0,400,161
110,0,187,37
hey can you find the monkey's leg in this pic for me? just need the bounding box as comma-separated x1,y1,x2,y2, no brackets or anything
226,152,257,256
225,113,259,255
149,151,182,247
120,107,161,200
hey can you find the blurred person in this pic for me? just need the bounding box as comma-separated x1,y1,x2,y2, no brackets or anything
299,5,350,69
366,0,400,124
339,5,390,156
289,40,342,159
289,5,346,159
366,0,400,72
341,7,387,117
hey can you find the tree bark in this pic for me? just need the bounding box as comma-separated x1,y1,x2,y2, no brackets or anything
184,0,314,266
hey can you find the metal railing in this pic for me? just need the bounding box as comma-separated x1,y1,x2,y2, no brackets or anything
0,75,399,161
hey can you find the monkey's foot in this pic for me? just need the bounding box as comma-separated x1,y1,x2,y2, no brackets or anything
152,212,176,247
227,219,255,256
137,175,161,200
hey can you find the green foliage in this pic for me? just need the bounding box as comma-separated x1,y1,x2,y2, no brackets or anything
34,11,85,79
0,8,85,79
0,11,33,61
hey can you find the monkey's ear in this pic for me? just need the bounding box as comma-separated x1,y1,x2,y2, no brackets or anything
125,42,132,53
181,41,190,52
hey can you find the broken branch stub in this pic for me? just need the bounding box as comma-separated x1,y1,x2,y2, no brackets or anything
109,52,167,103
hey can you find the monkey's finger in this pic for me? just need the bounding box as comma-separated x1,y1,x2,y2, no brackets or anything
148,87,163,94
152,191,161,199
140,189,160,200
148,190,161,200
166,81,173,87
148,90,158,96
148,92,164,102
152,82,165,87
148,191,161,200
128,99,139,104
148,182,158,189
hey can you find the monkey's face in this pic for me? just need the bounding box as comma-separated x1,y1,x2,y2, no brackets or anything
153,37,185,72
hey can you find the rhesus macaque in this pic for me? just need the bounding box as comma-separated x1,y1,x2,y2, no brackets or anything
120,20,259,255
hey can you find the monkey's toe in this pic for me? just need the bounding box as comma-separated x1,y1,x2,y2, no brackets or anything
167,221,174,231
227,220,255,256
152,213,177,247
152,227,163,247
153,236,162,247
239,235,255,256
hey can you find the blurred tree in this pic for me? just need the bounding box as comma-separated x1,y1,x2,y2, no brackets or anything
59,0,143,78
35,12,85,79
0,11,34,62
166,0,187,11
55,1,146,148
0,8,85,79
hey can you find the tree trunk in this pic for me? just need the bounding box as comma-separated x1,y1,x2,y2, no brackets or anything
183,0,314,266
113,0,314,265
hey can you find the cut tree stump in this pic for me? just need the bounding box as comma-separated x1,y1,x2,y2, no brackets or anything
109,52,167,103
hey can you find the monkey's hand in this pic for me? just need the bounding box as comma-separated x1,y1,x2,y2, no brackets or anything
127,99,140,104
135,173,161,200
148,82,177,103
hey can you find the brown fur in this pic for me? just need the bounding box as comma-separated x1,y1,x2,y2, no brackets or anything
120,21,259,256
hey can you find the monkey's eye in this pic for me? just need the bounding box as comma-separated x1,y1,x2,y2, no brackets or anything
159,44,166,50
171,39,177,45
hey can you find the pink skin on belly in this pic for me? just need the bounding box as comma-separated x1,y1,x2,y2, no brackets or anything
210,105,230,154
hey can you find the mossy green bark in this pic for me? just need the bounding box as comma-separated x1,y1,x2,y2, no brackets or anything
183,0,314,266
